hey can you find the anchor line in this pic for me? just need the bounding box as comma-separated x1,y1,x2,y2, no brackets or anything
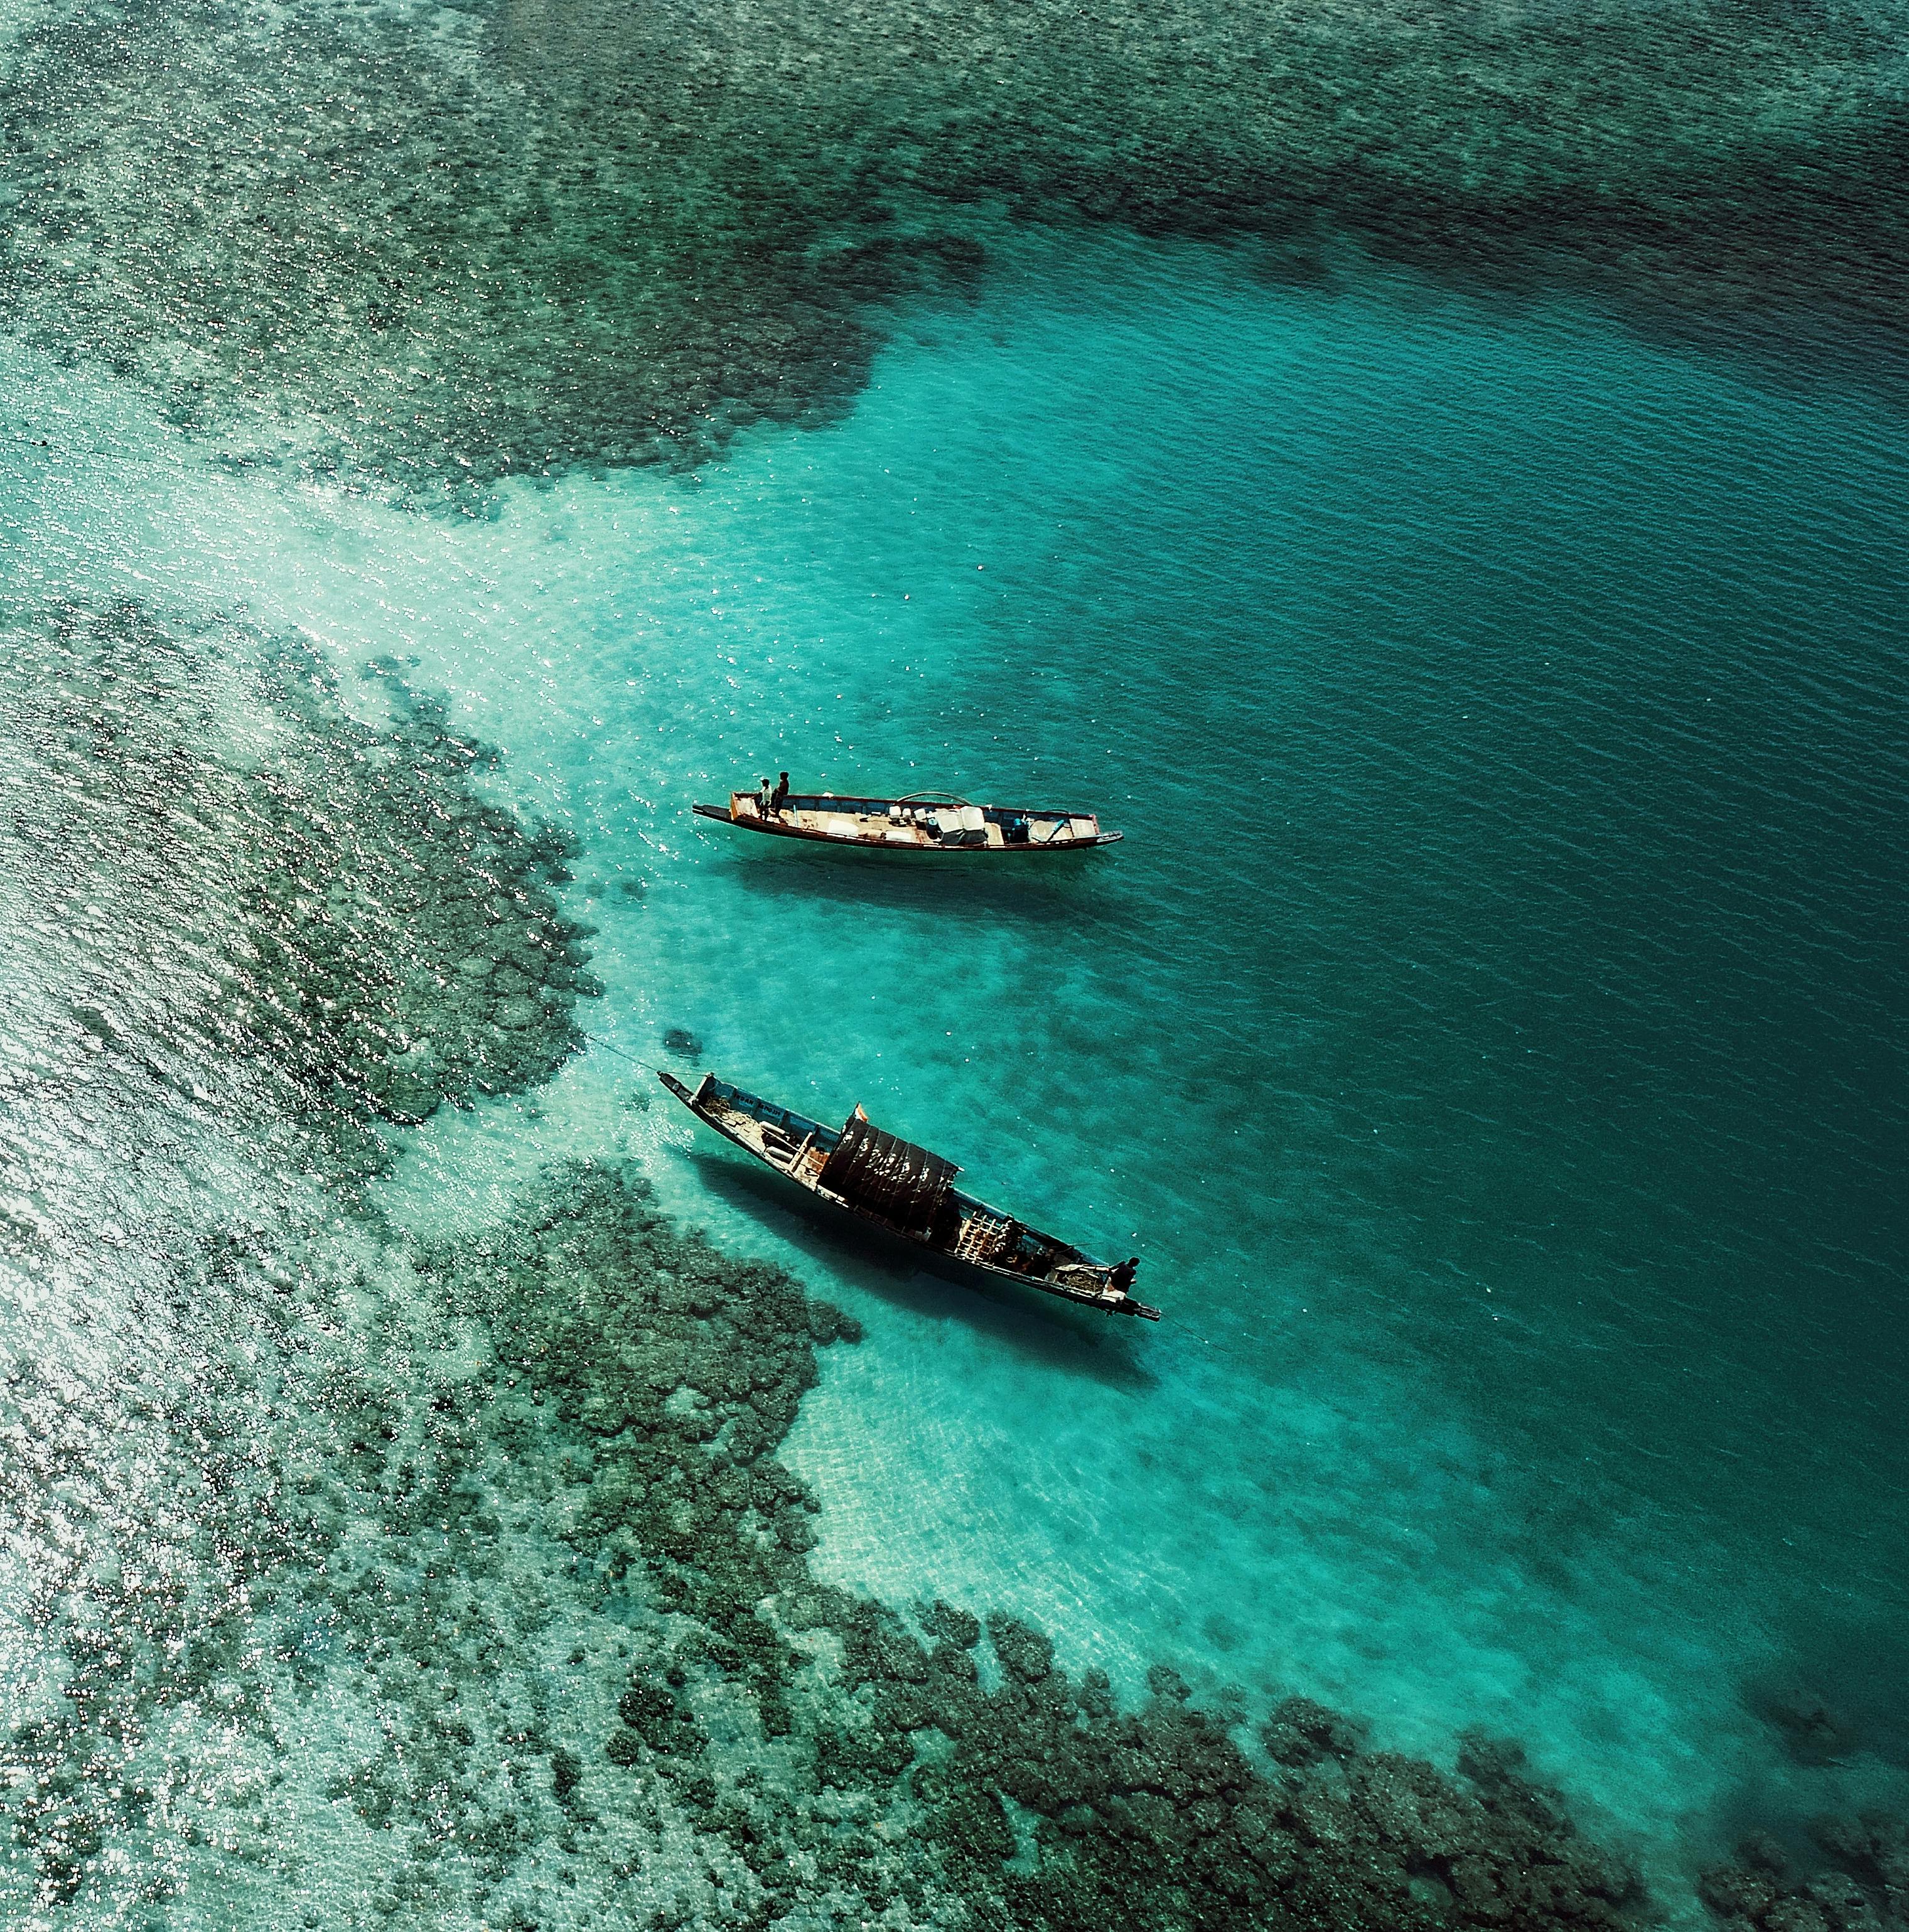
584,1033,665,1076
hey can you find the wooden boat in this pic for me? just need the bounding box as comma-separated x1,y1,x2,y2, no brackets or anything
692,788,1122,855
659,1070,1160,1321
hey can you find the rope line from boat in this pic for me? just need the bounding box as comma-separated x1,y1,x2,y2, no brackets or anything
583,1033,667,1076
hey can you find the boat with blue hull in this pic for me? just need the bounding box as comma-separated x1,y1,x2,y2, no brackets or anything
693,788,1122,856
659,1070,1159,1320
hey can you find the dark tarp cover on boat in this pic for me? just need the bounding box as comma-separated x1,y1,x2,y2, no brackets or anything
819,1114,958,1231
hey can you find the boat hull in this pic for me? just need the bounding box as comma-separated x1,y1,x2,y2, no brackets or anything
659,1070,1159,1321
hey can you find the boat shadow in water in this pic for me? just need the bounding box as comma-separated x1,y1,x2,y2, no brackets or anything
686,1149,1157,1391
699,830,1131,931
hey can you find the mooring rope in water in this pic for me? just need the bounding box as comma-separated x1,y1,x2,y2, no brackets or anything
583,1033,667,1077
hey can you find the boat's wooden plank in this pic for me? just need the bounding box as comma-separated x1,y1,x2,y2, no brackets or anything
952,1210,1008,1264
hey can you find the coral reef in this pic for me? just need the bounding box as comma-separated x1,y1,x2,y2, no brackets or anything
0,599,600,1921
4,1142,1646,1925
232,660,600,1131
3,0,1905,493
0,0,925,495
1701,1817,1909,1932
406,1161,1644,1931
0,598,594,1158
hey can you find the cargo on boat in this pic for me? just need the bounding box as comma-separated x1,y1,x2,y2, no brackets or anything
692,787,1122,854
659,1070,1159,1320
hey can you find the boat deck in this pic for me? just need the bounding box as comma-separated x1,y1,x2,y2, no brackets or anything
702,792,1114,851
699,1087,829,1177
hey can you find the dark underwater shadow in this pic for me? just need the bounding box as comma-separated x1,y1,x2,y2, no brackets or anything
691,827,1137,933
1691,1611,1909,1879
683,1146,1157,1392
1306,205,1909,421
1741,1616,1909,1776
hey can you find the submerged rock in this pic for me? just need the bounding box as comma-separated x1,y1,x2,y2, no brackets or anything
1701,1815,1909,1932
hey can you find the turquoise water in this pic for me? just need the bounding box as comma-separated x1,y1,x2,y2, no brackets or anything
3,216,1906,1918
384,235,1909,1857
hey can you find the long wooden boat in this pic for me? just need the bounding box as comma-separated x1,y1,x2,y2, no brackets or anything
659,1070,1160,1321
692,788,1122,855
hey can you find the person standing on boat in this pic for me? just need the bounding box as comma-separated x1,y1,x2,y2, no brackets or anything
755,776,772,817
770,772,791,818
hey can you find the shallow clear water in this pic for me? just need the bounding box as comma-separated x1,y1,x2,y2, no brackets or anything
4,212,1907,1918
